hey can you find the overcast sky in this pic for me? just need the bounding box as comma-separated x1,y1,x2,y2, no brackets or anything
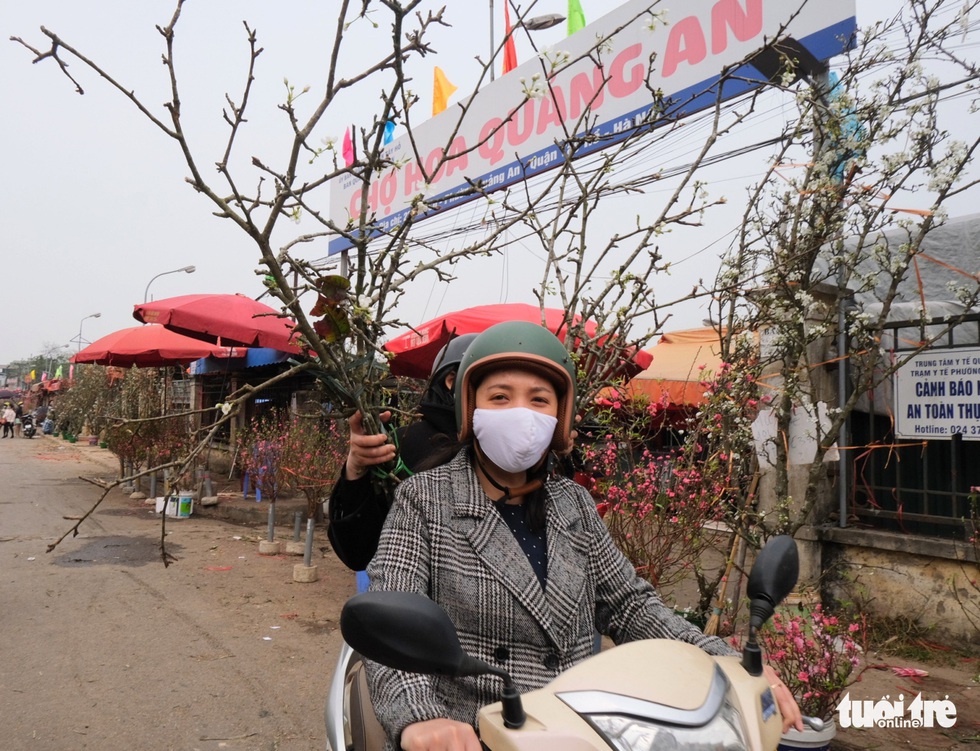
1,0,973,365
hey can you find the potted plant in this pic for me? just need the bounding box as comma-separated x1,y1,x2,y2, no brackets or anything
276,413,348,522
238,414,292,554
758,601,866,750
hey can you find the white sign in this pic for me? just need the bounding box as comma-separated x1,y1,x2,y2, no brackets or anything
893,347,980,440
328,0,857,253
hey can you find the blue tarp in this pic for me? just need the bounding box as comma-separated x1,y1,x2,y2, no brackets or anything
189,348,291,375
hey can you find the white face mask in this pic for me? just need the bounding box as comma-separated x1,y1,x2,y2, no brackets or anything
472,407,558,474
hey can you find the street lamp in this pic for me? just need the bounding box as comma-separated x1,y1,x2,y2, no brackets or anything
489,3,566,81
75,313,101,353
522,13,565,30
144,265,196,303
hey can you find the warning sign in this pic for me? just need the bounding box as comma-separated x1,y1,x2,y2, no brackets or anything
894,347,980,440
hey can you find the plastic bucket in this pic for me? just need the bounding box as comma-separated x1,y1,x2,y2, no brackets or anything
778,721,837,750
177,493,193,518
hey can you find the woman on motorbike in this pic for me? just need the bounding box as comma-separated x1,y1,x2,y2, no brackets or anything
364,321,803,751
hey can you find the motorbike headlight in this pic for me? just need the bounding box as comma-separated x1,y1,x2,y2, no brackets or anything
587,703,747,751
557,665,748,751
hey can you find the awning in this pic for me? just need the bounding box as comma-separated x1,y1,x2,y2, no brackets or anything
189,347,291,375
623,328,726,408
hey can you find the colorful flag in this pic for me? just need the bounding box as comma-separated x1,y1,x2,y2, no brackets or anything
54,365,63,380
342,127,355,166
383,120,396,145
433,67,457,115
41,371,48,382
69,364,74,381
568,0,586,35
29,369,36,381
502,3,518,75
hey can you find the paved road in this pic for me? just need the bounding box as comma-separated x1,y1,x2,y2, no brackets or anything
0,435,354,750
5,435,978,751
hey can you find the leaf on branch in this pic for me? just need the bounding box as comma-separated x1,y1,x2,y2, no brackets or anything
308,370,351,403
310,275,350,314
310,275,352,343
313,309,352,343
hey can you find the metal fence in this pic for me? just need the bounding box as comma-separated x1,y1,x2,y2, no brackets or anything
849,313,980,538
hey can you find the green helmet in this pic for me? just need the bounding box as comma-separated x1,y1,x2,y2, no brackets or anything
456,321,577,454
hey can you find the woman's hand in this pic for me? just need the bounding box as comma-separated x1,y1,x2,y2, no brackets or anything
400,718,482,751
763,664,804,732
344,410,397,481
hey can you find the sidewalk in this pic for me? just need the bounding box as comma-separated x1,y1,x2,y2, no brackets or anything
194,491,312,527
39,433,312,528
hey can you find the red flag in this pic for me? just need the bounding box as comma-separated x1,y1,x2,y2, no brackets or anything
502,3,518,75
342,127,354,166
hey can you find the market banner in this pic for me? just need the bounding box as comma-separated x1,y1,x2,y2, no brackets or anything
328,0,856,254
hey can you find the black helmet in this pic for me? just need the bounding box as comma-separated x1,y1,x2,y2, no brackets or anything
455,321,576,453
430,333,479,382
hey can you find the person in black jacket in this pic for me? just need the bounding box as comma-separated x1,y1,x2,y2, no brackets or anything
327,334,478,571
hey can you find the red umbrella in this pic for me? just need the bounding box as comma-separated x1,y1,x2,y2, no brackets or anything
383,303,651,379
71,325,231,367
133,293,301,353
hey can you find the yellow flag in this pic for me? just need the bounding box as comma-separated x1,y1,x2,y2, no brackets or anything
433,67,457,115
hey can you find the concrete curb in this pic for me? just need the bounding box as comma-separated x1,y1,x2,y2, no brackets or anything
192,494,312,527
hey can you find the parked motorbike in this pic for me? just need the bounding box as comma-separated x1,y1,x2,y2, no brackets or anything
21,413,36,439
327,535,811,751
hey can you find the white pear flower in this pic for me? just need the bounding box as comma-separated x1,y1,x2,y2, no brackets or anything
644,10,668,32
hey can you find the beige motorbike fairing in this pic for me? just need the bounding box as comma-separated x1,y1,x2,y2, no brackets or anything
478,640,783,751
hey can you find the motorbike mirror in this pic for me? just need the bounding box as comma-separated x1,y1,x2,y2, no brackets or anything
342,591,528,729
741,535,799,676
341,591,493,678
746,535,799,628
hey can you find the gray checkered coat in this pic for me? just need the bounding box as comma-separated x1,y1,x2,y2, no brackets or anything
364,449,736,749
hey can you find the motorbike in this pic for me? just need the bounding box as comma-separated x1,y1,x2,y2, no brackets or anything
327,535,818,751
21,413,36,439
